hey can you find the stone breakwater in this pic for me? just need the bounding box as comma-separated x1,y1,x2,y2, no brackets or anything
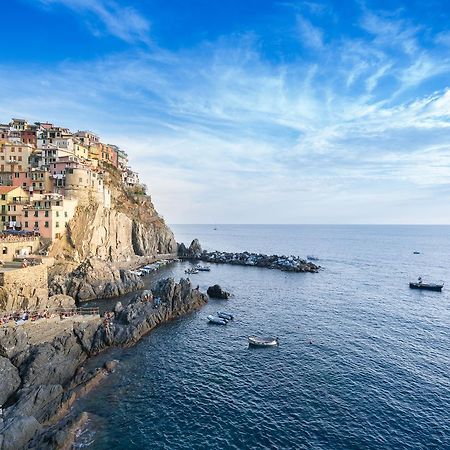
178,239,320,273
199,251,319,272
0,278,207,450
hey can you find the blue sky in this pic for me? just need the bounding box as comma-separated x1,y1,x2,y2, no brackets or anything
1,0,450,224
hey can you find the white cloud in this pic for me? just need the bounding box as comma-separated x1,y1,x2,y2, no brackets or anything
297,16,324,50
35,0,150,43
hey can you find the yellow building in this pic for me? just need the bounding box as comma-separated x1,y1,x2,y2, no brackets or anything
73,142,89,159
0,141,35,172
0,186,29,230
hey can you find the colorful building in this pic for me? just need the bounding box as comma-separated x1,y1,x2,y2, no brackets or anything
21,194,78,240
0,186,29,230
0,141,35,172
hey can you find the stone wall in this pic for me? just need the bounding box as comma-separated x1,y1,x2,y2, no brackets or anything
0,265,48,312
0,238,40,262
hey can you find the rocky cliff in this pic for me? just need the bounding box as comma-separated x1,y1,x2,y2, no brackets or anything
47,166,177,302
50,167,176,263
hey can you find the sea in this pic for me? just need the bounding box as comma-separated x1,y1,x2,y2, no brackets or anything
74,225,450,450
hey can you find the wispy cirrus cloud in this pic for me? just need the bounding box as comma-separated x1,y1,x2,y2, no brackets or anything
35,0,150,43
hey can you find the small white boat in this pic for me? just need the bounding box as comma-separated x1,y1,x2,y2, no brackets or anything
196,265,211,271
217,311,233,320
248,336,279,347
307,255,319,261
207,315,227,325
185,268,199,275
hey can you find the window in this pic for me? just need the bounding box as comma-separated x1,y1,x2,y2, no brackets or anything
64,211,68,218
55,222,59,228
1,195,5,201
14,173,19,178
2,247,6,255
45,211,49,217
1,216,5,222
24,221,28,228
44,221,49,228
34,211,38,217
34,221,38,228
56,211,59,217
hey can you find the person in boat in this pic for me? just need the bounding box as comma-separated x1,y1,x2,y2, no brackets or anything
418,276,422,285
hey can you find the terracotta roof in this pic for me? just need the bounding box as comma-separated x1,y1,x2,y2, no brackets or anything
0,186,20,194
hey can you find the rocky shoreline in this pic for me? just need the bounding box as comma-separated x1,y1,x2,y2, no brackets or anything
0,278,207,450
178,239,320,273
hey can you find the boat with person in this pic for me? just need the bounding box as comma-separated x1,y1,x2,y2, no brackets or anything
196,264,211,272
410,276,443,292
409,282,443,292
207,315,228,325
248,336,279,347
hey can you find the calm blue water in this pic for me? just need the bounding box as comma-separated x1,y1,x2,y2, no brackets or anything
75,225,450,450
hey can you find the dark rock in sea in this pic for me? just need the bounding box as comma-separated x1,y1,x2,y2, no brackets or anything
207,285,231,299
178,239,202,258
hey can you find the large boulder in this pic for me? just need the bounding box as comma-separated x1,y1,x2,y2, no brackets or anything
207,285,231,299
0,357,21,406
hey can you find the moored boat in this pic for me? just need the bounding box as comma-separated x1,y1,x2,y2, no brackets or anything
248,336,279,347
196,264,211,271
409,282,443,292
217,311,233,320
307,255,319,261
207,315,228,325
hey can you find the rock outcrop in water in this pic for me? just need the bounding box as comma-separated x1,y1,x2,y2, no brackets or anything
179,241,320,273
207,284,231,299
0,278,207,450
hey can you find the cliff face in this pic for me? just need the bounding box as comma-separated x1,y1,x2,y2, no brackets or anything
50,169,176,263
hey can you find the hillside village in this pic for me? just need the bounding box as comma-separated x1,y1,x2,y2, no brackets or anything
0,118,142,244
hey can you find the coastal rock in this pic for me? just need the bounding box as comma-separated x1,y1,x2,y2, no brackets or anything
49,258,144,302
0,415,41,450
178,239,202,258
0,357,21,406
207,285,231,299
20,333,86,387
0,327,29,362
5,385,64,424
188,239,202,258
